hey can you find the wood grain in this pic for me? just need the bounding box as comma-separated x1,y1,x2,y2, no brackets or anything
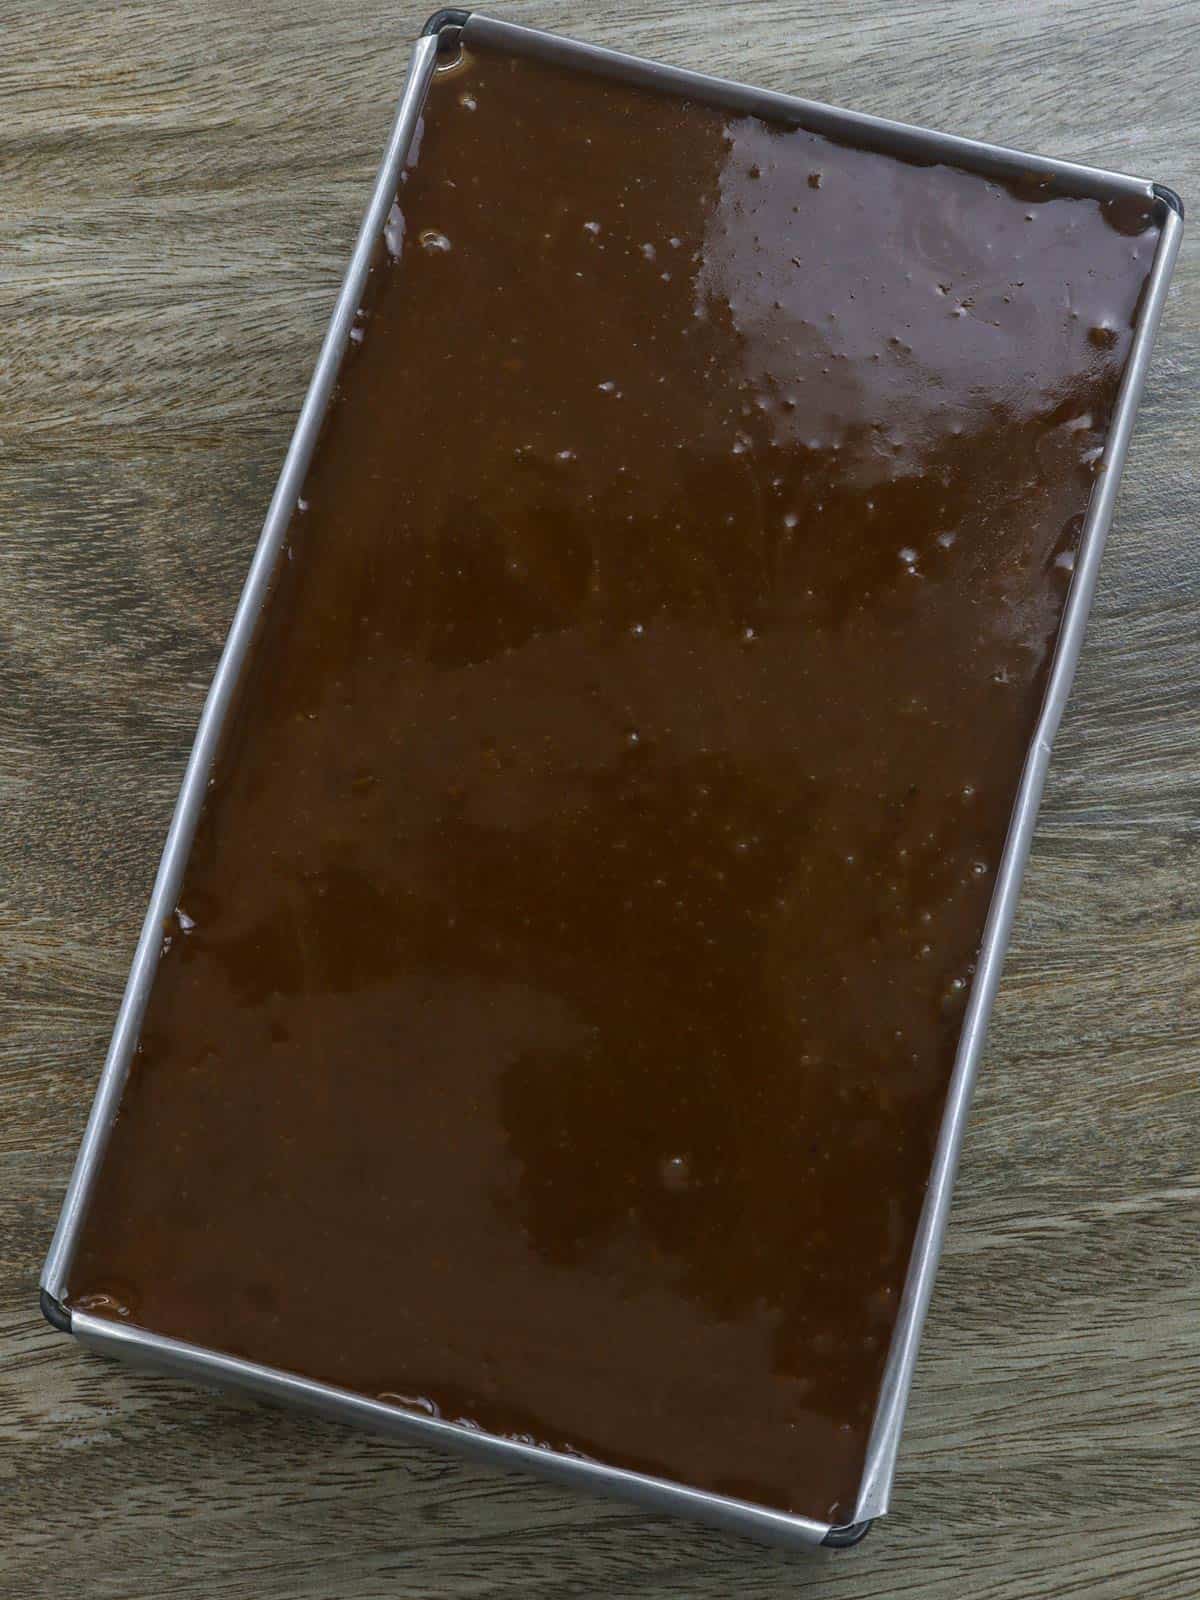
2,1,1197,1594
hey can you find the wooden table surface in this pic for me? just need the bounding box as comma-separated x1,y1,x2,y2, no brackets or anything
3,2,1197,1594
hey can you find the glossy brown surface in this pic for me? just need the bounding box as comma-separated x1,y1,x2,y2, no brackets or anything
68,44,1158,1523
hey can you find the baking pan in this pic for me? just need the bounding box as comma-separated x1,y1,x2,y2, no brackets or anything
41,9,1183,1550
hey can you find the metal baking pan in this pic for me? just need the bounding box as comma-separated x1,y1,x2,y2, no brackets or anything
41,8,1183,1551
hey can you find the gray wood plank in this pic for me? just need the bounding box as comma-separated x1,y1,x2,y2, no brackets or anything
2,1,1197,1594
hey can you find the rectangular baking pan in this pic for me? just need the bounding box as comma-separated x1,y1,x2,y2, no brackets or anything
41,8,1183,1550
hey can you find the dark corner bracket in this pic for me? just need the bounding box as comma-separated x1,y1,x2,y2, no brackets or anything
1153,183,1184,220
423,9,472,47
40,1286,72,1334
821,1518,874,1549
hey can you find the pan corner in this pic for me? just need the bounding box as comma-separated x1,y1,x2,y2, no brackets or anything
40,1285,72,1335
